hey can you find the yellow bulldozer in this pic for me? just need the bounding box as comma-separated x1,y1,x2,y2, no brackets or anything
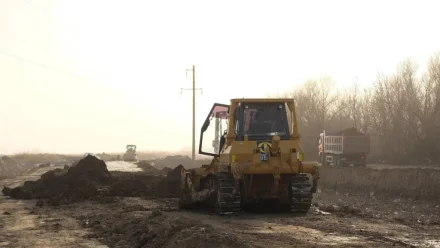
178,98,320,214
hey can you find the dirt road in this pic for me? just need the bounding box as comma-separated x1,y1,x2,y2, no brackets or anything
0,166,105,247
1,163,440,248
106,161,143,172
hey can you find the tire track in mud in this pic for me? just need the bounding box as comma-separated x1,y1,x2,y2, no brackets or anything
166,206,440,248
169,212,370,247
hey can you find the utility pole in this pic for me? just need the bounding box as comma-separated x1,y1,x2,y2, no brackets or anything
181,65,202,165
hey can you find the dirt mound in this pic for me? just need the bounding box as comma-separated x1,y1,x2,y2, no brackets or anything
37,162,52,168
1,155,111,204
156,165,185,198
135,154,211,170
319,166,440,202
136,160,162,175
1,155,179,204
107,172,166,197
164,155,192,162
166,165,184,181
0,156,26,179
149,155,192,169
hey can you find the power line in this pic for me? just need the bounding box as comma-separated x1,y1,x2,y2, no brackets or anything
21,0,50,15
2,29,52,56
0,49,89,80
1,2,79,79
0,0,55,58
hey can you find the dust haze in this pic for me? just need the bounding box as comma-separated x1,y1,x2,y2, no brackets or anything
1,0,440,155
1,1,440,248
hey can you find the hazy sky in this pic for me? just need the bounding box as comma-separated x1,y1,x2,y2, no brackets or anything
1,0,439,155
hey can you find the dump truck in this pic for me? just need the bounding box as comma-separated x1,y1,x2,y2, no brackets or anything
178,98,320,214
318,127,370,167
123,144,138,162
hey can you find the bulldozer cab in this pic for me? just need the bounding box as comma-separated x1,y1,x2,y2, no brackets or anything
235,101,292,140
199,99,296,157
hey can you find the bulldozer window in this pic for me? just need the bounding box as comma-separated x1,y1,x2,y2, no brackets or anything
200,104,229,156
242,103,290,138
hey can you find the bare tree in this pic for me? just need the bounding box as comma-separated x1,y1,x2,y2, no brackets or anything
281,53,440,164
347,79,361,129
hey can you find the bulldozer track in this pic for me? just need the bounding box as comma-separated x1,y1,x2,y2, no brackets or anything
289,173,313,213
211,172,241,214
181,172,313,215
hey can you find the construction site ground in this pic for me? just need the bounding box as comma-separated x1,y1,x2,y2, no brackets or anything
1,160,440,248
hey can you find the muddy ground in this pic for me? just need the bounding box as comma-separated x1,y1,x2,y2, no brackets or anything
1,161,440,248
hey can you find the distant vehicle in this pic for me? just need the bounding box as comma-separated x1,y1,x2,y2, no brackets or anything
123,145,138,162
318,127,370,167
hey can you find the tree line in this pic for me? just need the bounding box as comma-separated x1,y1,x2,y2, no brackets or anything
282,53,440,165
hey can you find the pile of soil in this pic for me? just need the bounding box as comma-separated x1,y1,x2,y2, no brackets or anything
106,164,185,198
146,155,194,169
157,165,185,197
161,167,173,173
136,155,211,170
37,162,52,168
0,156,26,179
1,155,111,204
1,155,181,205
108,171,166,197
136,160,162,175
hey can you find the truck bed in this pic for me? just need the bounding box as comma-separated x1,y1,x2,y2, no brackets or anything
342,135,370,154
323,135,370,154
